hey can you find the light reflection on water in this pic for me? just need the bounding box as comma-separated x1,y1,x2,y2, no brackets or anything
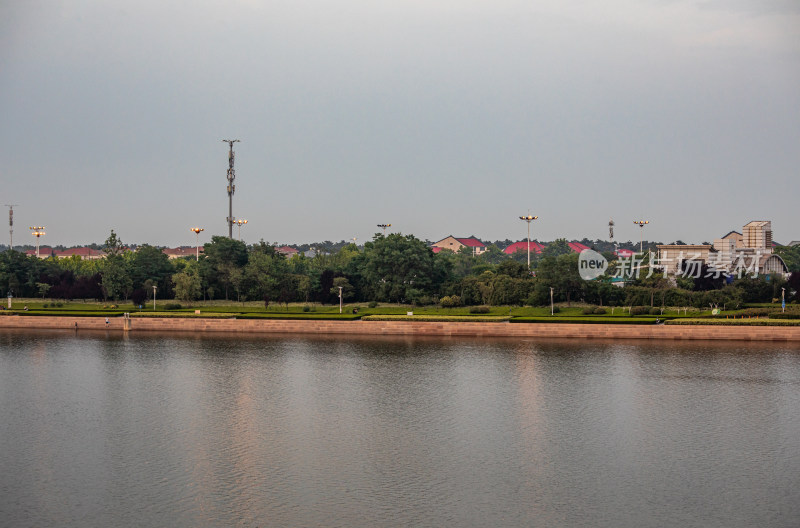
1,330,799,528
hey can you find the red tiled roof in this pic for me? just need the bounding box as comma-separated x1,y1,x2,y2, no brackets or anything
503,241,545,255
568,242,590,253
455,237,485,248
276,246,298,255
431,246,443,254
615,248,636,258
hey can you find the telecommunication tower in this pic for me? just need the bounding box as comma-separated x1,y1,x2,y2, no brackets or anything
223,139,240,239
5,205,18,250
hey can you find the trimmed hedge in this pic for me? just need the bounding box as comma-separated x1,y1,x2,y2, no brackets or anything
237,313,363,320
1,310,125,317
361,315,511,322
666,318,800,326
129,312,238,319
511,317,660,325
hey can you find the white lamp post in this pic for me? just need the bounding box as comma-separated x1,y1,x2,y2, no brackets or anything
519,214,538,270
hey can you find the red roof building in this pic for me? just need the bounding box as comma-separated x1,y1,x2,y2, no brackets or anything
568,242,590,253
431,236,487,255
503,241,545,255
276,246,299,257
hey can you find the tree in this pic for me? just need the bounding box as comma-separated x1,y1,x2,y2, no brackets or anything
330,277,355,301
541,238,573,258
173,263,202,301
103,230,125,258
361,233,436,303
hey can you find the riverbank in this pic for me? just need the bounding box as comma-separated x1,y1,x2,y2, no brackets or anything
2,315,800,341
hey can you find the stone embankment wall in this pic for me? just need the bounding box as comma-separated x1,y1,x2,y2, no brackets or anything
1,316,800,341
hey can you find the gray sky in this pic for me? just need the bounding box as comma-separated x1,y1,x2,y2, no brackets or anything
2,0,798,247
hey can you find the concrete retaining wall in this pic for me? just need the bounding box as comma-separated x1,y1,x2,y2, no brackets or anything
1,316,800,341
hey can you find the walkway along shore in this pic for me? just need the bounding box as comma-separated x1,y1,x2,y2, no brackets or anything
1,315,800,341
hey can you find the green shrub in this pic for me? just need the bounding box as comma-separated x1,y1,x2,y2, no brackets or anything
302,305,311,312
649,307,662,315
362,315,509,322
163,303,182,310
593,307,607,315
368,301,379,308
769,313,800,320
631,306,650,316
469,305,491,314
440,295,462,308
582,307,595,315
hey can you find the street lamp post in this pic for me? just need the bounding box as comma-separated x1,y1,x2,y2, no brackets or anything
519,215,538,270
236,219,247,241
377,224,391,236
152,285,157,311
550,287,554,316
782,287,786,313
633,220,649,254
29,226,45,258
339,286,343,314
190,227,204,261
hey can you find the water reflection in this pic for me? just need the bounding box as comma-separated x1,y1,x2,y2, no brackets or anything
1,331,799,527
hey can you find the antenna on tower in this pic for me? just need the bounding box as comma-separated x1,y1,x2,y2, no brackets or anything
5,204,18,251
609,218,616,252
222,139,240,239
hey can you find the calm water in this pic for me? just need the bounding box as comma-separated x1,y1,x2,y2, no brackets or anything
1,330,799,528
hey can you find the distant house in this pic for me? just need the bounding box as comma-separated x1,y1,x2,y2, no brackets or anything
431,236,486,256
162,247,202,259
276,246,299,258
614,248,636,258
568,242,590,253
26,247,105,259
503,241,545,255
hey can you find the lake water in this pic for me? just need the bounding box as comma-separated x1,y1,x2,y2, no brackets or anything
1,329,799,527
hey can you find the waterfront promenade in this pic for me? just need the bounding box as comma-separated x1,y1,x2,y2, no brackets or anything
2,315,800,341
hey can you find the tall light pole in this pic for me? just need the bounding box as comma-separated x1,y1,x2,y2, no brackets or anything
519,214,538,270
223,139,240,239
236,218,247,241
190,227,204,261
782,287,786,313
30,226,45,258
5,205,17,250
634,220,649,254
377,224,391,236
339,286,343,314
152,284,157,311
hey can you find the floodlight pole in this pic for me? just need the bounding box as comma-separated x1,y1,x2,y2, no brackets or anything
634,220,649,254
223,139,240,239
519,214,538,270
377,224,391,236
30,226,46,258
339,286,343,314
191,227,204,261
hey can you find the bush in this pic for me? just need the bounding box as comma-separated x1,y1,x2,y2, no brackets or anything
163,303,182,310
630,306,650,316
368,301,379,308
551,306,560,314
414,296,433,307
649,307,662,315
440,295,462,308
302,305,311,312
593,307,607,315
469,305,491,314
582,306,597,315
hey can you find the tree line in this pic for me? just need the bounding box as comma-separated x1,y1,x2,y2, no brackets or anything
0,230,797,307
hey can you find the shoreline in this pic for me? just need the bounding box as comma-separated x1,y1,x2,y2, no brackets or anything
2,315,800,341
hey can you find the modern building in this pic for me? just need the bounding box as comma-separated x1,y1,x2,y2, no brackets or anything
657,221,788,277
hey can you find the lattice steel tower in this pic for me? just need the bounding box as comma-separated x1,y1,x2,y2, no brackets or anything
223,139,240,239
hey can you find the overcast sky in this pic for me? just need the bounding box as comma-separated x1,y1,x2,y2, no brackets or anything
2,0,798,247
